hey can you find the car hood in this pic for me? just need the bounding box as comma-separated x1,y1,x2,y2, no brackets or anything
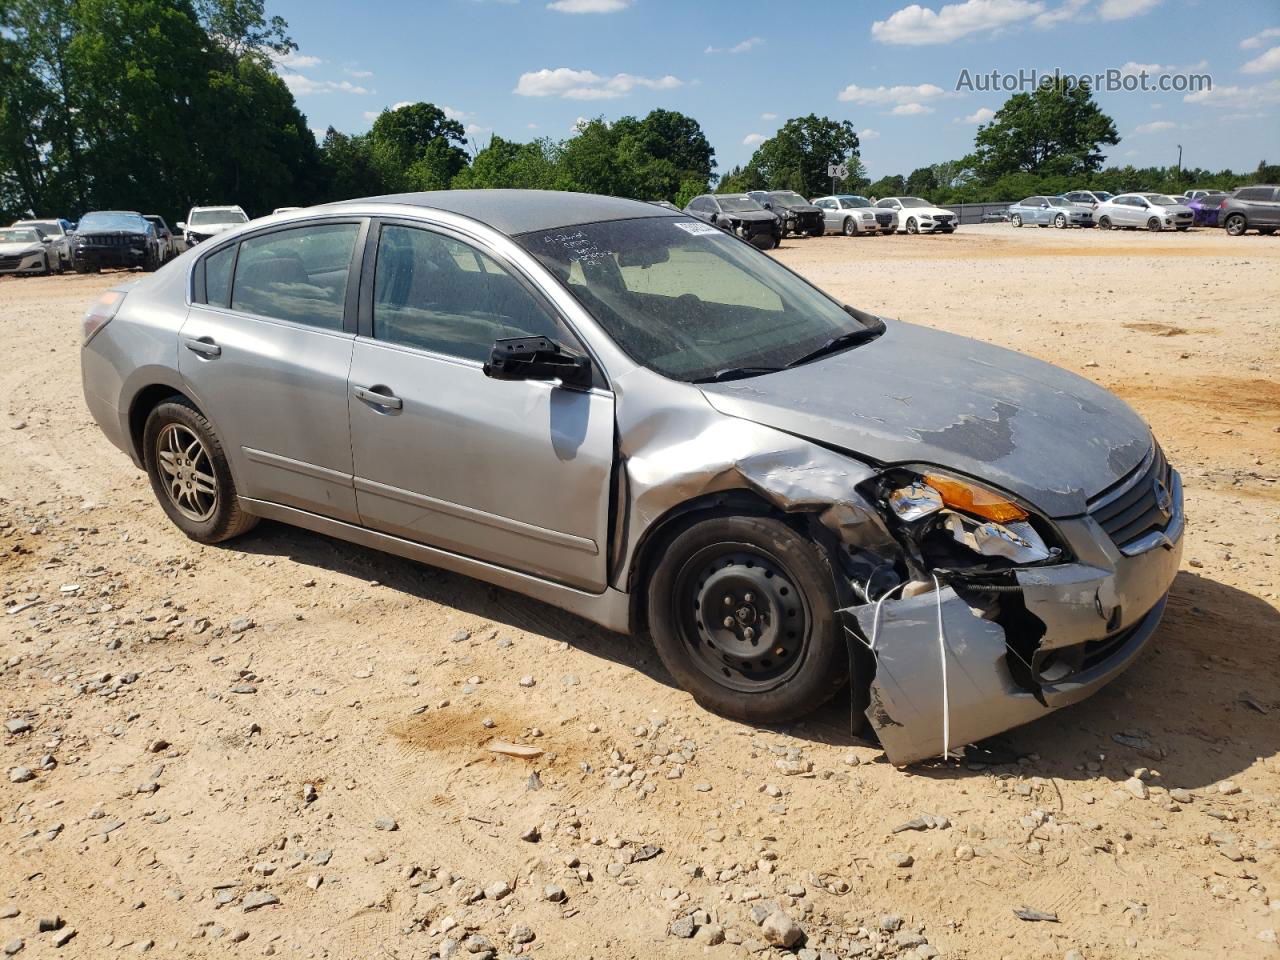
1154,204,1193,215
778,203,823,215
188,222,237,235
0,242,41,256
697,319,1151,518
726,210,778,223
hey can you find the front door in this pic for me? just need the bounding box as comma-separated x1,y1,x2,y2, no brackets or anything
178,219,365,522
347,221,615,592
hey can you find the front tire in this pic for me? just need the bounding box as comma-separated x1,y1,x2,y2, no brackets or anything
1054,213,1067,229
1146,217,1162,232
143,398,258,544
646,515,845,725
1011,214,1022,227
842,218,856,237
905,217,918,235
1224,214,1247,236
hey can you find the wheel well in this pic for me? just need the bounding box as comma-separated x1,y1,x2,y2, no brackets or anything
128,385,193,462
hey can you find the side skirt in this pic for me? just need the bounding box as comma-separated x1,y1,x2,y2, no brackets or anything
239,497,633,635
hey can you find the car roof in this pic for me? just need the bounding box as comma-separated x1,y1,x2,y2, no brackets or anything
327,189,682,236
190,205,244,212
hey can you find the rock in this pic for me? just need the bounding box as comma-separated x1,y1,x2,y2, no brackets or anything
542,884,566,903
463,934,492,954
694,782,713,793
1064,951,1086,960
508,923,535,945
954,844,975,861
241,891,279,912
1123,777,1149,800
449,628,471,644
696,924,725,945
229,684,256,694
36,918,62,933
776,759,813,776
306,875,322,891
518,676,535,688
4,719,31,735
52,928,76,948
484,880,511,901
302,784,317,803
1257,929,1277,944
761,910,803,949
252,862,275,876
519,824,540,842
0,908,16,920
146,739,169,753
798,949,819,960
3,940,22,956
880,915,903,932
1169,788,1193,804
1218,781,1241,795
373,817,398,832
890,852,914,868
669,915,696,939
228,618,254,634
7,768,33,784
916,946,939,959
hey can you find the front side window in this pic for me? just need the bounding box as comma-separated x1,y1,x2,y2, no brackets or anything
518,217,876,383
840,197,871,208
230,222,358,329
372,225,568,363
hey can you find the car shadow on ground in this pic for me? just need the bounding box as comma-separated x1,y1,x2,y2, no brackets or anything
234,522,1278,791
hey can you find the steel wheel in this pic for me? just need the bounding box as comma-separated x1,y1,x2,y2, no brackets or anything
674,546,811,694
155,422,218,522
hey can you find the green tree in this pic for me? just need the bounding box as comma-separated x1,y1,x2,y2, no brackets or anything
904,166,938,197
969,80,1119,182
744,115,860,197
452,135,570,191
866,174,905,199
367,102,468,193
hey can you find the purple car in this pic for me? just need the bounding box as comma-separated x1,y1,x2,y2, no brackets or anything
1186,191,1230,227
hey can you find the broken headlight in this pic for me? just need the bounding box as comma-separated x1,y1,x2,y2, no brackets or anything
883,473,1061,567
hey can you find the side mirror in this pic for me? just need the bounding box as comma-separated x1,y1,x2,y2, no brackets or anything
176,222,186,231
41,236,52,243
709,212,718,223
483,336,592,389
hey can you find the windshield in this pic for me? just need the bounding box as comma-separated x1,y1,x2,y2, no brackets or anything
1144,194,1181,206
769,192,810,208
517,218,874,383
78,212,146,233
190,209,247,226
0,228,41,244
840,196,872,208
717,197,763,213
897,197,931,208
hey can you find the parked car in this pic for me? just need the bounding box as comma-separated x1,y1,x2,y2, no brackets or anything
1062,190,1115,209
11,218,73,270
685,194,782,249
271,206,302,215
1183,189,1226,201
144,215,184,262
71,211,163,272
1008,196,1095,229
874,197,957,234
1219,185,1280,236
80,189,1183,765
1186,192,1229,227
1094,194,1193,231
746,191,825,237
811,195,896,235
648,201,680,211
179,205,249,245
0,225,58,276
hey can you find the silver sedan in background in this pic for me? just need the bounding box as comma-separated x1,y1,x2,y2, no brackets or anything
811,195,897,235
1095,193,1195,231
1007,196,1095,228
80,190,1183,765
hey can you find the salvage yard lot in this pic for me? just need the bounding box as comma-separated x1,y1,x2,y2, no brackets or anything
2,224,1278,959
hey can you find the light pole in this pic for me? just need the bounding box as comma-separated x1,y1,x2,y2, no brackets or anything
1176,144,1183,183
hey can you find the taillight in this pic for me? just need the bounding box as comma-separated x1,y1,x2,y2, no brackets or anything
1218,198,1228,209
82,289,126,344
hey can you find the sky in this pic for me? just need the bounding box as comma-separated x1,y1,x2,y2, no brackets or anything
269,0,1280,181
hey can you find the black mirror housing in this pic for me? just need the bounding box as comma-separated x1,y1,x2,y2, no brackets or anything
483,336,592,389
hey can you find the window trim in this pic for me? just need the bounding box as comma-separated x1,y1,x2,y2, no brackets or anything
356,216,609,390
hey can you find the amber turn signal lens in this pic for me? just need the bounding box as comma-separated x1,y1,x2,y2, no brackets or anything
923,473,1028,524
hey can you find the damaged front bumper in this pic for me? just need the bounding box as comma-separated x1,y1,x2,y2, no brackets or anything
847,470,1184,765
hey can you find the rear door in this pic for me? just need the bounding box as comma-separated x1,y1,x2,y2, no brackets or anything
178,218,366,522
347,219,616,591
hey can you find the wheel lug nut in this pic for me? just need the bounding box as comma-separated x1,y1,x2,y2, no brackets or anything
723,616,734,628
723,595,733,606
744,593,754,603
744,627,755,641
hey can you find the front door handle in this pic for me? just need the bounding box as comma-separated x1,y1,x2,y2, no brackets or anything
353,385,403,410
184,336,221,358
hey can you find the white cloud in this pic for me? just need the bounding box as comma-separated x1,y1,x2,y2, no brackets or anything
514,67,682,99
859,128,881,139
1184,77,1280,107
1241,27,1280,50
891,102,934,115
1119,61,1164,75
345,68,373,78
441,105,471,120
272,50,322,69
761,111,777,120
743,133,766,146
1132,120,1175,133
527,122,539,129
390,101,413,110
837,82,947,104
871,0,1045,46
706,37,764,54
957,106,996,123
280,73,370,96
1033,0,1089,28
547,0,630,11
1097,0,1160,20
465,123,491,135
1242,46,1280,74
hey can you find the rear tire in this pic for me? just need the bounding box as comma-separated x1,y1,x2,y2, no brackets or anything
1098,215,1111,230
143,398,258,544
646,515,845,725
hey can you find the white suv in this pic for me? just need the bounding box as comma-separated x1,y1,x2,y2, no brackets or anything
179,205,249,245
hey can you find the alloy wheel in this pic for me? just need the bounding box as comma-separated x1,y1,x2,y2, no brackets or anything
1225,215,1246,236
1011,214,1022,227
155,422,218,522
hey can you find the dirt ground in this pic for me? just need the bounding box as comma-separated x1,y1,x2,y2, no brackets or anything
2,223,1278,960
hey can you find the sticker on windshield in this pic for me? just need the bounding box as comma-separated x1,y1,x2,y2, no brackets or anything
673,221,722,236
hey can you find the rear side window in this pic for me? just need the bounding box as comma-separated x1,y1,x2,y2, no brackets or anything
204,245,235,307
230,223,359,329
1235,187,1273,201
372,225,568,363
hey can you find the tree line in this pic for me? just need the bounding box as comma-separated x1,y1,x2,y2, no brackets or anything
2,0,1274,227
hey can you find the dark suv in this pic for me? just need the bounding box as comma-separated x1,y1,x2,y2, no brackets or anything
747,191,826,237
1220,185,1280,236
684,194,783,249
73,211,163,272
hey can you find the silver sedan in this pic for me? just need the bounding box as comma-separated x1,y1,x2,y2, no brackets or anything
81,191,1183,765
811,195,897,235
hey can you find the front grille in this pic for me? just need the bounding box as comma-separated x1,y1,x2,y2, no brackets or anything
934,215,954,225
80,233,134,247
1087,443,1174,552
875,213,893,226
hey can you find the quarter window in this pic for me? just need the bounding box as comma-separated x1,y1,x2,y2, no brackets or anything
204,244,235,308
229,223,359,329
372,225,568,363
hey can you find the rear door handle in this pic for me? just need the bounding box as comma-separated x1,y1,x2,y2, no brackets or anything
352,385,403,410
184,336,221,358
